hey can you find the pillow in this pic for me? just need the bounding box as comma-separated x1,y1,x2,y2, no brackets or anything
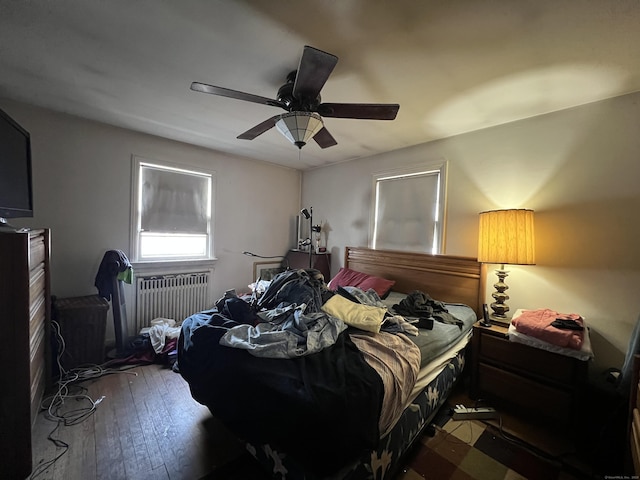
321,294,386,333
328,267,396,298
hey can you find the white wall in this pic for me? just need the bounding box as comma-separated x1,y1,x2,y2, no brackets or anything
4,94,638,371
1,99,301,344
304,92,640,371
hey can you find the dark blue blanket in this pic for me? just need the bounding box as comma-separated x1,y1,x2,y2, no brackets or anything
178,310,384,475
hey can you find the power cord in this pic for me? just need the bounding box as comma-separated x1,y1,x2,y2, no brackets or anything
29,320,138,478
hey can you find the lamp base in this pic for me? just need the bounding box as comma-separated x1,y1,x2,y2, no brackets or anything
489,268,511,326
489,315,512,327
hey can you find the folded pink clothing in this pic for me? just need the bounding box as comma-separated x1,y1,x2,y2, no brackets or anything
511,308,584,350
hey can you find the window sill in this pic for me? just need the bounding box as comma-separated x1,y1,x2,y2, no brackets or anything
132,258,217,276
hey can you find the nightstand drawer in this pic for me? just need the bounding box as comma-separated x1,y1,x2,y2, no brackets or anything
478,362,572,423
481,332,576,384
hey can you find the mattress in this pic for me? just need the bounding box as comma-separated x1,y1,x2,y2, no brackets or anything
384,290,477,368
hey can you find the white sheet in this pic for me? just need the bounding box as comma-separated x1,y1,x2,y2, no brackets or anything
408,329,472,402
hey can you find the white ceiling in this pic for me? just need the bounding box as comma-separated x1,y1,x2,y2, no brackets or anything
1,0,639,170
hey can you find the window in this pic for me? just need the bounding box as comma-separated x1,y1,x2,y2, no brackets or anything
371,161,447,254
131,156,214,262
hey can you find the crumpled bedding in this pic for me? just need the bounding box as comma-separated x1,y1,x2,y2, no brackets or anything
178,310,384,475
219,303,347,358
178,269,473,476
350,330,420,436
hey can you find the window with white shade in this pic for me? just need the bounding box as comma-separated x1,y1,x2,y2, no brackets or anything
371,161,447,254
131,157,215,262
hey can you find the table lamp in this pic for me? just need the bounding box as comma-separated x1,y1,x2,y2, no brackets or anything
477,209,535,325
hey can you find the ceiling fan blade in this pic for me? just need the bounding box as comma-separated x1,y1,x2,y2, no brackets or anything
313,127,338,149
293,46,338,101
191,82,286,109
318,103,400,120
237,115,280,140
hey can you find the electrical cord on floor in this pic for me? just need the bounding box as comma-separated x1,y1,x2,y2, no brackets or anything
29,321,138,479
29,421,69,479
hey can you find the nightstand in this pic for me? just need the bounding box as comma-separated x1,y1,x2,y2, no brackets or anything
285,249,331,281
470,321,588,427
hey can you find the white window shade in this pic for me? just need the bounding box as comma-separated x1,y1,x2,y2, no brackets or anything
372,166,444,254
140,165,210,234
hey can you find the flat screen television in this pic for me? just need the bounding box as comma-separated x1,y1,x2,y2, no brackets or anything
0,107,33,225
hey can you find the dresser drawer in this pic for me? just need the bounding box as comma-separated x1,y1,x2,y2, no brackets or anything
28,233,46,271
29,292,46,343
29,264,46,305
480,332,577,384
478,362,572,423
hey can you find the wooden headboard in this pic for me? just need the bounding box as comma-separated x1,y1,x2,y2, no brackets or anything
344,246,485,318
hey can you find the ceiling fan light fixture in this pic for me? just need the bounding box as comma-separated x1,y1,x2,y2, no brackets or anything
276,112,323,149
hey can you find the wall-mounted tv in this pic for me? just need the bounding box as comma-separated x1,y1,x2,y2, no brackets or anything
0,107,33,224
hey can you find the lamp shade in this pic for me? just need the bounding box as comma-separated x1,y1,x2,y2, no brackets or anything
276,112,324,149
477,209,535,265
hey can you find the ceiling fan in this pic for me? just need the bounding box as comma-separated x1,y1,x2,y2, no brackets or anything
190,45,400,149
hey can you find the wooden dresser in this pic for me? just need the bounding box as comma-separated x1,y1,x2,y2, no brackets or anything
0,228,51,479
470,321,588,426
286,249,331,281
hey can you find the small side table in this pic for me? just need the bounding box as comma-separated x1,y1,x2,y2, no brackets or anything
470,320,588,426
285,249,332,281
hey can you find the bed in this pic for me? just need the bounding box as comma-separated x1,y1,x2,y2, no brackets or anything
178,246,484,479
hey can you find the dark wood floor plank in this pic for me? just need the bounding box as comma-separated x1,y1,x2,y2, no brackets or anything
51,399,96,480
30,363,244,480
139,364,207,479
93,373,127,480
138,365,191,478
127,365,167,471
75,406,97,480
110,370,155,478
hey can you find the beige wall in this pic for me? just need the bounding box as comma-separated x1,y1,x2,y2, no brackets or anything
1,99,301,344
3,93,638,371
303,92,640,371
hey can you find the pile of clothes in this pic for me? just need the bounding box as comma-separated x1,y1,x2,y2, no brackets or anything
511,308,584,349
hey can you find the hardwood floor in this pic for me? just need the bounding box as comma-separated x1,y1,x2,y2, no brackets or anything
30,364,246,480
30,364,602,480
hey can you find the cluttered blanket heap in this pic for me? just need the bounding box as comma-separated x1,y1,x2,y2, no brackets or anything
177,268,460,475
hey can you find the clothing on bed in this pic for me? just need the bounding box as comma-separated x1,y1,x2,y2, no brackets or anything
219,303,347,358
339,285,386,307
511,308,584,349
382,315,419,336
392,291,463,329
256,268,331,312
321,293,387,333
